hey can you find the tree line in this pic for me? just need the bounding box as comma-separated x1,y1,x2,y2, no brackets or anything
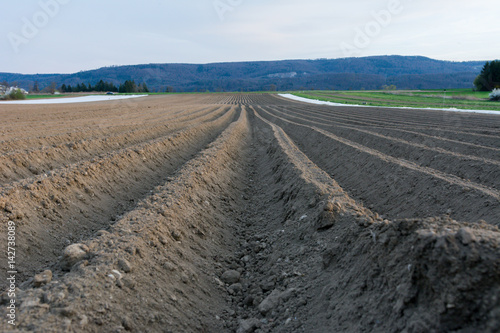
474,60,500,91
30,80,150,94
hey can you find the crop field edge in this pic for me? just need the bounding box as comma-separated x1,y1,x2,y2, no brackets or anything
289,89,500,111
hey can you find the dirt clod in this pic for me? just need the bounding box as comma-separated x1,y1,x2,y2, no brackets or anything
60,244,89,271
117,259,133,273
171,230,182,241
258,289,282,315
33,270,53,287
457,227,476,245
237,318,261,333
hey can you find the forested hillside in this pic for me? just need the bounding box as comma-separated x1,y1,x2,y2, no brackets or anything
0,56,486,92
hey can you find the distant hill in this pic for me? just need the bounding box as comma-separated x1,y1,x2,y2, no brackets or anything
0,56,486,92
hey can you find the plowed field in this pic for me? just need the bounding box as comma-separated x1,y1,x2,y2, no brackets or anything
1,94,499,332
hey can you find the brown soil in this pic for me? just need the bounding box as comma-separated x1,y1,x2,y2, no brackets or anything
0,94,499,332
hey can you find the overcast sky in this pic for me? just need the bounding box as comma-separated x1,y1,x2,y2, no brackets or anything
1,0,498,74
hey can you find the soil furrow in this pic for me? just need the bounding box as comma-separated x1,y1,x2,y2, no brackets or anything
0,104,218,153
280,104,500,165
273,95,500,133
0,95,215,141
0,104,250,333
275,102,500,152
359,126,500,160
0,106,230,185
265,105,500,189
257,106,500,224
278,102,500,148
0,106,238,288
0,94,499,333
224,106,500,332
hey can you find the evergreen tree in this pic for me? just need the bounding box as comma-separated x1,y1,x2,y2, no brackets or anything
119,80,137,93
32,81,40,93
60,84,67,93
474,60,500,91
129,80,137,93
95,80,105,92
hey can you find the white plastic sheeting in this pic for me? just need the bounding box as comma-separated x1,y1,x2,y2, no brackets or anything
0,95,147,105
279,94,500,115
